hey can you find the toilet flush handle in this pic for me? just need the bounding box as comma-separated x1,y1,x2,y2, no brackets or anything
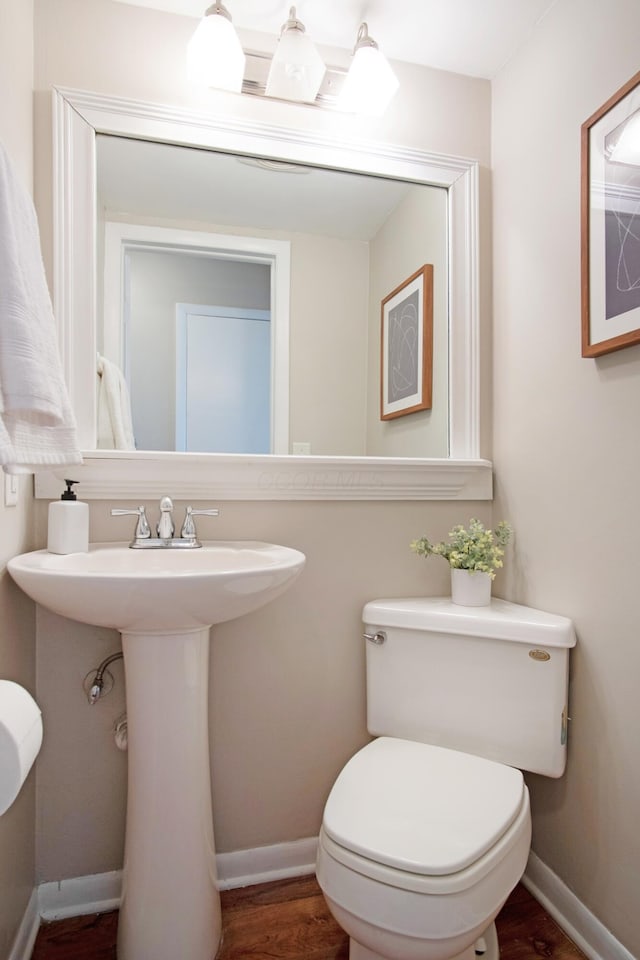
363,631,386,645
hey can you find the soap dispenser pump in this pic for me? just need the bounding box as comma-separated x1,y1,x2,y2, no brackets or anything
47,480,89,555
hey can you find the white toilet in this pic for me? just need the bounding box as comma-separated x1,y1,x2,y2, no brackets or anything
316,597,576,960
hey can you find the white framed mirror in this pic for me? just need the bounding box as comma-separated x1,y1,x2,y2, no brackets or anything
38,86,491,501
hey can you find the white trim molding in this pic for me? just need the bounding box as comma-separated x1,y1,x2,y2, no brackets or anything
7,889,39,960
18,838,318,938
11,845,634,960
38,870,122,922
34,450,493,500
48,86,489,502
217,837,318,890
523,852,636,960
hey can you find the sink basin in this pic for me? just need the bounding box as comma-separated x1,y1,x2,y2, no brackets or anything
8,536,305,960
8,540,305,632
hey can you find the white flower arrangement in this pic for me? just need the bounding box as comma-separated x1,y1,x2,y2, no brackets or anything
411,518,513,579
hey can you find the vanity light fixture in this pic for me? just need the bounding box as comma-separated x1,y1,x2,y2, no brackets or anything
187,5,400,117
187,1,246,93
265,6,326,104
338,22,400,118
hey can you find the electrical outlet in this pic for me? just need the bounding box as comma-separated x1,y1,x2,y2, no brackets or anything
4,473,18,507
292,442,311,455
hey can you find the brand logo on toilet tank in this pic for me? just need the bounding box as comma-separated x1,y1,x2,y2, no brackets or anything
528,649,551,662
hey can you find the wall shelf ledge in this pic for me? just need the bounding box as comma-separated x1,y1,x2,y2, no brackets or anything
34,452,492,501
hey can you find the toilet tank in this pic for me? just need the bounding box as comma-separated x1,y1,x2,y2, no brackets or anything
363,597,576,777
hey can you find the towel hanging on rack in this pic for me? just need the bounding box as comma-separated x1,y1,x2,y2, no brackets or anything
96,353,135,450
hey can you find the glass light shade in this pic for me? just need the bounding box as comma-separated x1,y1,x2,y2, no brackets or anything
187,8,246,93
338,44,400,118
265,22,326,103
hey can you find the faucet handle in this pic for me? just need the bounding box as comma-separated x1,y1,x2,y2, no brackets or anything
111,506,151,541
181,506,220,540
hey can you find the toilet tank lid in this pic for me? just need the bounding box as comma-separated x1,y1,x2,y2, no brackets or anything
363,598,576,648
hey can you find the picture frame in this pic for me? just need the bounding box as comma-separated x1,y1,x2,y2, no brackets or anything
581,69,640,357
380,264,433,420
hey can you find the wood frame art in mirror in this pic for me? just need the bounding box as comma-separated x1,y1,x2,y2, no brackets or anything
581,69,640,357
380,264,433,420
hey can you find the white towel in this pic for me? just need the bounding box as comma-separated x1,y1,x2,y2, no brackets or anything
96,354,135,450
0,141,81,473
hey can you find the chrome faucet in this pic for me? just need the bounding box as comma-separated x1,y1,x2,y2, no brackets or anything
156,496,175,540
111,498,220,548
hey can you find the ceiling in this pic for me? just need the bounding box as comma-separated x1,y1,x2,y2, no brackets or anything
111,0,558,79
96,135,425,241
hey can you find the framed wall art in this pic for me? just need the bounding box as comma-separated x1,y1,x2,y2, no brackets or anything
582,69,640,357
380,264,433,420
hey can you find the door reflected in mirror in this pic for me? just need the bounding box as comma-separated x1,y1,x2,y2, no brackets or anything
175,302,271,455
96,135,449,458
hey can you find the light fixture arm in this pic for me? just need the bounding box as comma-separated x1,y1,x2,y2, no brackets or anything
281,6,306,34
204,1,232,20
353,22,379,52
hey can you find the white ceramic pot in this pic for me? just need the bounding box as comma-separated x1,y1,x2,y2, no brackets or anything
450,569,492,606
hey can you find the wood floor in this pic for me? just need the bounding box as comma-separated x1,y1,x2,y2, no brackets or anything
31,875,587,960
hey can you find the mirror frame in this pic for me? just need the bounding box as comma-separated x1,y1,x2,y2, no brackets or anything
36,86,491,501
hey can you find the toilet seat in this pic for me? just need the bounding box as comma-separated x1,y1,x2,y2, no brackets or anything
317,737,533,957
322,737,526,890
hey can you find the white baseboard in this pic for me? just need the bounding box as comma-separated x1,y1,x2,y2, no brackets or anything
37,869,122,921
523,851,636,960
13,842,634,960
10,835,318,958
7,889,39,960
216,837,318,890
217,836,318,890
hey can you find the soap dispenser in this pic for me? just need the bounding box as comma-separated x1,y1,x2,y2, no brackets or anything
47,480,89,554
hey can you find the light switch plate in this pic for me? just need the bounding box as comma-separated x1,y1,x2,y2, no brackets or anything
4,473,18,507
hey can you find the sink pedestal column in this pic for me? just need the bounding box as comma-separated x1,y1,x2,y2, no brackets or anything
117,627,220,960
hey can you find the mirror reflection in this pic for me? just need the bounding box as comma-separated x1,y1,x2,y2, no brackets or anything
96,135,449,458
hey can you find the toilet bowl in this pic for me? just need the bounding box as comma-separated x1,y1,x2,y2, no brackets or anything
316,598,576,960
317,737,532,960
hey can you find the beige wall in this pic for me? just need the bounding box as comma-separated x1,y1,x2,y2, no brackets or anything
367,184,449,457
0,0,38,952
32,0,492,881
288,232,369,456
0,0,33,178
492,0,640,956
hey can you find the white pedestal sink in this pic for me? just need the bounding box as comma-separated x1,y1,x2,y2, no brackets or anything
8,540,305,960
